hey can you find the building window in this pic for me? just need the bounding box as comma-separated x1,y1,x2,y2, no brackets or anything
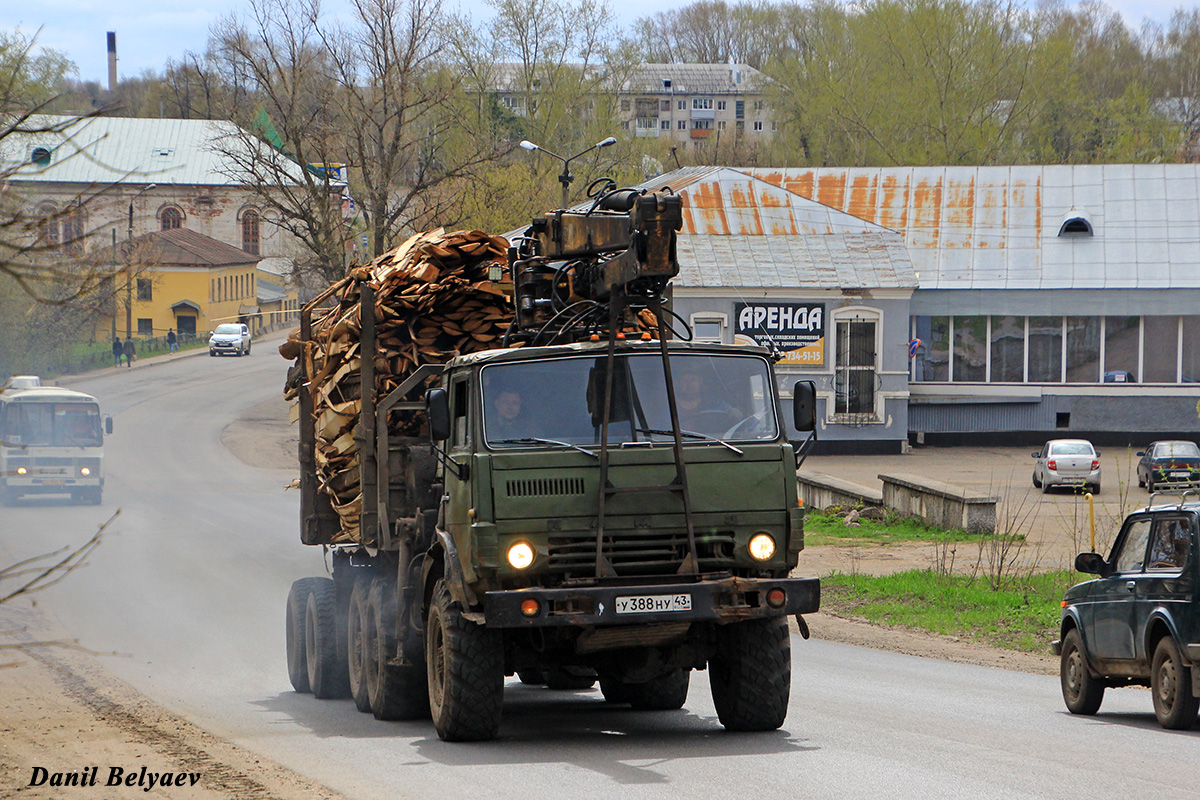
717,100,726,111
989,316,1025,382
771,121,778,131
161,207,182,230
912,316,949,381
62,203,85,254
692,119,712,130
1065,316,1101,382
137,318,153,337
735,120,744,131
677,120,686,130
37,203,59,245
661,120,670,130
660,100,670,111
1104,316,1139,380
136,278,153,302
735,100,745,119
834,317,878,419
690,314,726,344
953,316,986,382
755,100,765,111
1144,316,1179,382
753,121,764,132
718,121,726,130
678,100,686,110
1027,317,1063,382
242,210,260,255
30,146,52,166
620,99,630,111
692,98,713,110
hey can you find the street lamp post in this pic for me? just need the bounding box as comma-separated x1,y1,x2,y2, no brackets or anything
519,137,617,210
125,183,156,340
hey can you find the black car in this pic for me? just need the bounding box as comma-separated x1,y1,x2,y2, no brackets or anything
1136,440,1200,493
1053,501,1200,729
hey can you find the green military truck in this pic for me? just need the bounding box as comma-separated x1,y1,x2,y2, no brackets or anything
285,188,820,741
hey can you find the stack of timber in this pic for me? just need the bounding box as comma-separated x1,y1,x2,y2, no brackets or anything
281,228,513,543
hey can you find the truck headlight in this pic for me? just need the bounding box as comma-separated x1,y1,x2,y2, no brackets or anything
748,533,776,561
507,542,535,570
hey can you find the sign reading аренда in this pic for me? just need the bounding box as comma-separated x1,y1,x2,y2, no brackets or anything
733,302,825,366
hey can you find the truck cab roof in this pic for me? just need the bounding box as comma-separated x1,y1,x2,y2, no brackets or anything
447,339,773,369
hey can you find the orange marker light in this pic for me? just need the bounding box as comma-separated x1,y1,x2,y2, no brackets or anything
520,599,540,617
766,588,786,608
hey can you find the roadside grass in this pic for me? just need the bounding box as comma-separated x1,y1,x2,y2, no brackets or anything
821,569,1073,653
803,510,1009,547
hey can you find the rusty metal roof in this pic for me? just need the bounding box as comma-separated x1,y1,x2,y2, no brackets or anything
640,167,917,290
744,165,1200,290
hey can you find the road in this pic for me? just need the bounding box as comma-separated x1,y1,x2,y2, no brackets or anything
3,352,1198,799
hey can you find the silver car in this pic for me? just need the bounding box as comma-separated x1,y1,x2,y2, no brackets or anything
1032,439,1101,495
209,323,251,357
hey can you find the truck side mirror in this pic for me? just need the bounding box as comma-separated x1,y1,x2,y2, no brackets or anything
105,417,113,435
792,381,816,432
1074,552,1111,577
426,388,451,441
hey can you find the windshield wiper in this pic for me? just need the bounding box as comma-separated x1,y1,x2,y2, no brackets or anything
491,437,599,458
634,427,743,456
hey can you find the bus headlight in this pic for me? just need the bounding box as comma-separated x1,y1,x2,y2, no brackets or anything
16,467,27,475
748,533,776,561
80,467,91,476
507,542,535,570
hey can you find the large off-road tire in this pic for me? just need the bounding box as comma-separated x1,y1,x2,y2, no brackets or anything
1151,637,1199,730
544,667,597,690
305,578,350,699
1060,628,1104,715
628,669,690,710
347,579,373,713
367,578,430,721
709,616,790,731
599,677,633,704
426,578,503,741
286,578,324,694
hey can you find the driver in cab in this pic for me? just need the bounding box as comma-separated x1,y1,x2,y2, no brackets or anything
675,363,737,435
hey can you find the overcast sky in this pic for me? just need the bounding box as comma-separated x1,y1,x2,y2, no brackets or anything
2,0,1188,86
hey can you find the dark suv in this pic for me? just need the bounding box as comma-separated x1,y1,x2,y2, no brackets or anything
1054,500,1200,729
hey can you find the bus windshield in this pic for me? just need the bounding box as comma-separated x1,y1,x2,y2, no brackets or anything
1,402,102,447
481,353,777,448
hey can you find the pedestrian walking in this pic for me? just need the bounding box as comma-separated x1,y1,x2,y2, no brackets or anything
167,328,178,354
122,337,135,368
112,337,123,367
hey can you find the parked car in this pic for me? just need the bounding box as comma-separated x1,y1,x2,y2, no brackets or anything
1137,440,1200,493
1102,370,1135,383
1054,500,1200,729
208,323,251,357
1032,439,1101,494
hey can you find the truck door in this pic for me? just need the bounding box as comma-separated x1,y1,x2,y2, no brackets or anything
442,375,472,535
1087,515,1152,664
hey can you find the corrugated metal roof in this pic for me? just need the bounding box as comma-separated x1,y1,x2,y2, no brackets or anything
622,64,766,95
1,115,296,187
745,165,1200,290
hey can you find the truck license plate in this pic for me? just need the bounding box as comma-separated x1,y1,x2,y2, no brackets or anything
615,594,692,614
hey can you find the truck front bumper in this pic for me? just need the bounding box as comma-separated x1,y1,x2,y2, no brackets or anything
483,575,820,628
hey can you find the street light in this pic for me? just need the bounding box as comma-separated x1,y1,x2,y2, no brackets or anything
125,183,156,340
519,136,617,210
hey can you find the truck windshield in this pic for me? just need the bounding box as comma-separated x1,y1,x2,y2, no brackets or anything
1,403,102,447
481,353,777,448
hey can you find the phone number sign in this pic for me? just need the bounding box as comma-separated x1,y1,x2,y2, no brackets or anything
733,302,825,366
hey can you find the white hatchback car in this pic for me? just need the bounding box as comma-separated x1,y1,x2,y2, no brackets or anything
209,323,251,357
1032,439,1101,495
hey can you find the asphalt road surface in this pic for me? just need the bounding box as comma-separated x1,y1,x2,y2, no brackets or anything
4,351,1198,799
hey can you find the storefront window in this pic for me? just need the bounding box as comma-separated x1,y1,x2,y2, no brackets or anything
1065,317,1101,383
912,316,948,382
1104,316,1139,381
1182,317,1200,383
1144,316,1179,383
952,317,987,381
1028,317,1063,383
989,316,1024,382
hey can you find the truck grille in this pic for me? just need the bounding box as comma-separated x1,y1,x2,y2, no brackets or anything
506,477,585,498
546,530,736,576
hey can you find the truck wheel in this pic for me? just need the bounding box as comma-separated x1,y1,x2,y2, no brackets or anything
347,579,372,712
1060,628,1104,715
544,667,597,690
709,616,790,731
628,669,690,710
1152,637,1199,729
366,578,430,720
305,578,350,699
599,677,633,704
426,578,503,741
286,578,324,693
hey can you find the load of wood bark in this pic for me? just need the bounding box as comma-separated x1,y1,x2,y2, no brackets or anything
280,228,513,542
